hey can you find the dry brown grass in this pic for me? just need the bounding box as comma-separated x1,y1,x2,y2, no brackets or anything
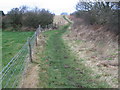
53,15,69,26
19,34,46,88
62,17,118,88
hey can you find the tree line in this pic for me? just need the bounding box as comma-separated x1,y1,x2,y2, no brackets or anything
2,6,55,31
71,1,120,35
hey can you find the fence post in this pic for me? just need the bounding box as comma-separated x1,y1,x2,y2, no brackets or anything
28,37,33,63
39,25,41,34
39,25,41,30
35,31,38,46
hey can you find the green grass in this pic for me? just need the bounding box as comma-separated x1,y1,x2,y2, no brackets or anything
2,31,34,88
0,29,1,89
39,25,110,88
2,31,34,67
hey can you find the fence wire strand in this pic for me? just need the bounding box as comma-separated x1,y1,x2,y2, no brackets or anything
1,26,42,88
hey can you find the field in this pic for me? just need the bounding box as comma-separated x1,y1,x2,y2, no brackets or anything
2,31,34,67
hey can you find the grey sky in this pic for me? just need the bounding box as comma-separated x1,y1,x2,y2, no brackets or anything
0,0,79,15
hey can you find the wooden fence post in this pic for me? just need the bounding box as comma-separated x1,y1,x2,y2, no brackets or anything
39,25,41,31
36,32,37,46
28,37,33,63
39,25,41,34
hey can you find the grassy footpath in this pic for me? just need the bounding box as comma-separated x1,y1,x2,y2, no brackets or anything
39,25,110,88
2,31,34,67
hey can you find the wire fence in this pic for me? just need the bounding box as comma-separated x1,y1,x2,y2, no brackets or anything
0,25,42,88
0,16,70,88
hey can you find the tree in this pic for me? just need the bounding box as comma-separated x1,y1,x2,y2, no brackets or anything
22,8,54,28
74,1,119,34
3,6,55,30
7,8,22,28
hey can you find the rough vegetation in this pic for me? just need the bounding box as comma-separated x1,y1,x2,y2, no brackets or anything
64,13,118,87
65,3,119,87
71,2,119,35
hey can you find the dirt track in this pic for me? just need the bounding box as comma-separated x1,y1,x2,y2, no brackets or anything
19,34,46,88
53,15,69,26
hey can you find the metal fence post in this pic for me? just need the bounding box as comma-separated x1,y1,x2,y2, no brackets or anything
28,37,33,63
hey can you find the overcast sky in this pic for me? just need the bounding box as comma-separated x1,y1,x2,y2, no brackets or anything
0,0,79,15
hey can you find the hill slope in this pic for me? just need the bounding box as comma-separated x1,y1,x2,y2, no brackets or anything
62,16,118,88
